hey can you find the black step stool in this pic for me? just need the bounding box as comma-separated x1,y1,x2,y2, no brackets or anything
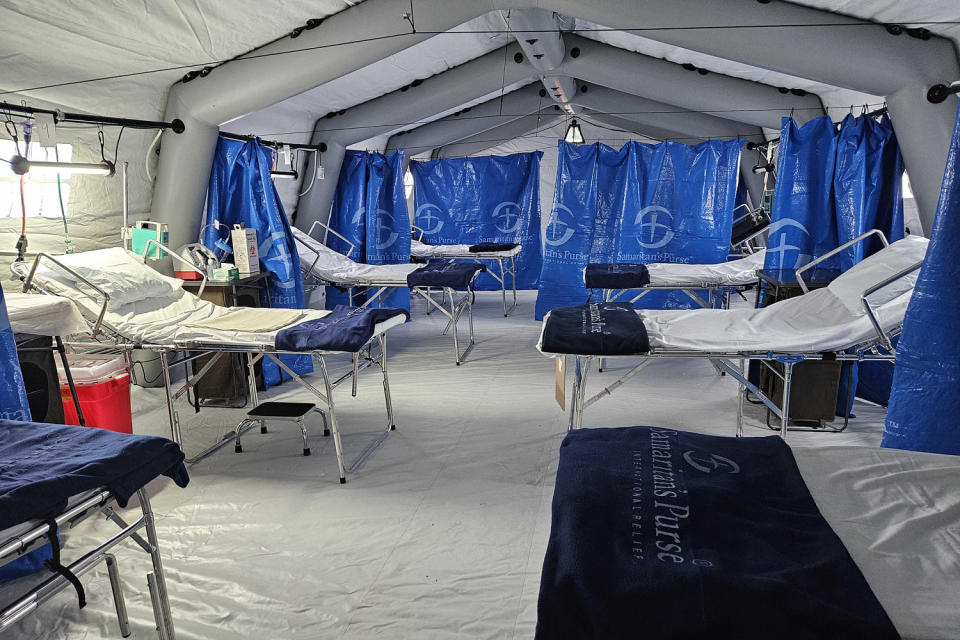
235,401,316,456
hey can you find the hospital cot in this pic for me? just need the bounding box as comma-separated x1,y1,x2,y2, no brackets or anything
0,419,188,639
13,246,407,483
536,425,960,640
410,225,521,316
540,232,928,437
584,248,766,310
293,224,485,364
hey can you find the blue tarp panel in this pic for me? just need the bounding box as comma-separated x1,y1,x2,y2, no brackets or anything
0,288,29,422
763,115,840,277
883,102,960,455
535,140,742,320
410,152,543,291
204,137,310,388
0,289,40,580
834,113,905,409
327,150,410,311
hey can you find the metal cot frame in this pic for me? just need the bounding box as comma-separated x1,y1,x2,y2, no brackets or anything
563,232,918,439
17,249,397,483
0,488,175,639
411,225,519,317
299,222,481,365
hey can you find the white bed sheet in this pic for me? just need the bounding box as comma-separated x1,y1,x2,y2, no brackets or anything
644,249,766,287
795,444,960,640
410,239,521,259
540,236,928,355
293,228,418,286
641,236,927,353
4,292,88,337
26,248,405,351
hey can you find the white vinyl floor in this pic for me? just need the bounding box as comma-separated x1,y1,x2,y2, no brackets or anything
2,290,888,639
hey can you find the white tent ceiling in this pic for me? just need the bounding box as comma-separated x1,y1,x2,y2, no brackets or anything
0,0,958,267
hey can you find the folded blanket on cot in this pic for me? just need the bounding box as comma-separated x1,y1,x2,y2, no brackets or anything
540,302,649,355
469,242,518,253
536,426,898,640
275,305,408,352
584,263,650,289
183,307,304,332
406,262,486,288
0,420,189,531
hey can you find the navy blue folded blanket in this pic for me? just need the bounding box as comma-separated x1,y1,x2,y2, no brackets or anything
536,426,899,640
540,302,649,356
275,305,408,353
406,262,485,288
0,420,188,532
469,242,518,253
584,263,650,289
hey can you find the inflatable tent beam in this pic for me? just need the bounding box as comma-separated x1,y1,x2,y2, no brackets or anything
305,36,818,230
295,41,538,231
385,83,553,156
435,109,565,158
509,8,578,112
154,0,959,247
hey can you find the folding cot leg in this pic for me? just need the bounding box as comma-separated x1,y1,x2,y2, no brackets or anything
498,258,508,316
569,356,591,430
317,357,348,484
298,417,311,456
159,352,183,447
424,286,432,314
780,361,794,439
351,353,359,397
139,489,176,640
736,358,746,438
449,290,461,365
103,554,131,638
380,334,396,432
510,255,517,311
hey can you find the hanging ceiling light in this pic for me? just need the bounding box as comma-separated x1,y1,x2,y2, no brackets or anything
564,119,585,144
9,155,115,177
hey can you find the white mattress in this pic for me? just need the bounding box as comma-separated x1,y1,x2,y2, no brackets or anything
794,444,960,640
4,292,88,337
24,248,405,351
410,239,521,259
644,249,766,287
293,227,419,286
642,236,927,353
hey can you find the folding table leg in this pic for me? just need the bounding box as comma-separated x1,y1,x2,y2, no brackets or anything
317,357,347,483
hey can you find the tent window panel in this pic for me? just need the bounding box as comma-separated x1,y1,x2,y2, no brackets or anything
0,140,74,219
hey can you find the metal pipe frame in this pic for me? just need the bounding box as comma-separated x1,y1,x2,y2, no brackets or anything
796,229,889,293
410,283,477,365
0,488,175,639
565,346,897,439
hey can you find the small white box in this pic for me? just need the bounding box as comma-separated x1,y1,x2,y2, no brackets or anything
231,224,260,275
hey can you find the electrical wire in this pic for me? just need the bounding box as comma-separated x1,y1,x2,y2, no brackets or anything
18,175,26,235
2,21,956,97
145,129,162,181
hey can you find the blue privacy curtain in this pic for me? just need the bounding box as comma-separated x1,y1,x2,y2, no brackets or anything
203,136,310,388
327,149,410,311
883,102,960,455
763,114,905,412
0,288,47,581
535,139,742,320
410,151,543,290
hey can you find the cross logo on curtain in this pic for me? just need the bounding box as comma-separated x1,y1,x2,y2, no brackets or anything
765,218,811,269
634,206,675,249
492,201,522,234
375,209,400,250
545,204,577,247
416,203,445,235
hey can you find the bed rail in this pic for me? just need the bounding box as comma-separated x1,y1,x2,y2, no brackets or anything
140,238,208,298
861,260,923,350
307,220,356,259
796,229,889,293
411,225,425,242
21,253,111,339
